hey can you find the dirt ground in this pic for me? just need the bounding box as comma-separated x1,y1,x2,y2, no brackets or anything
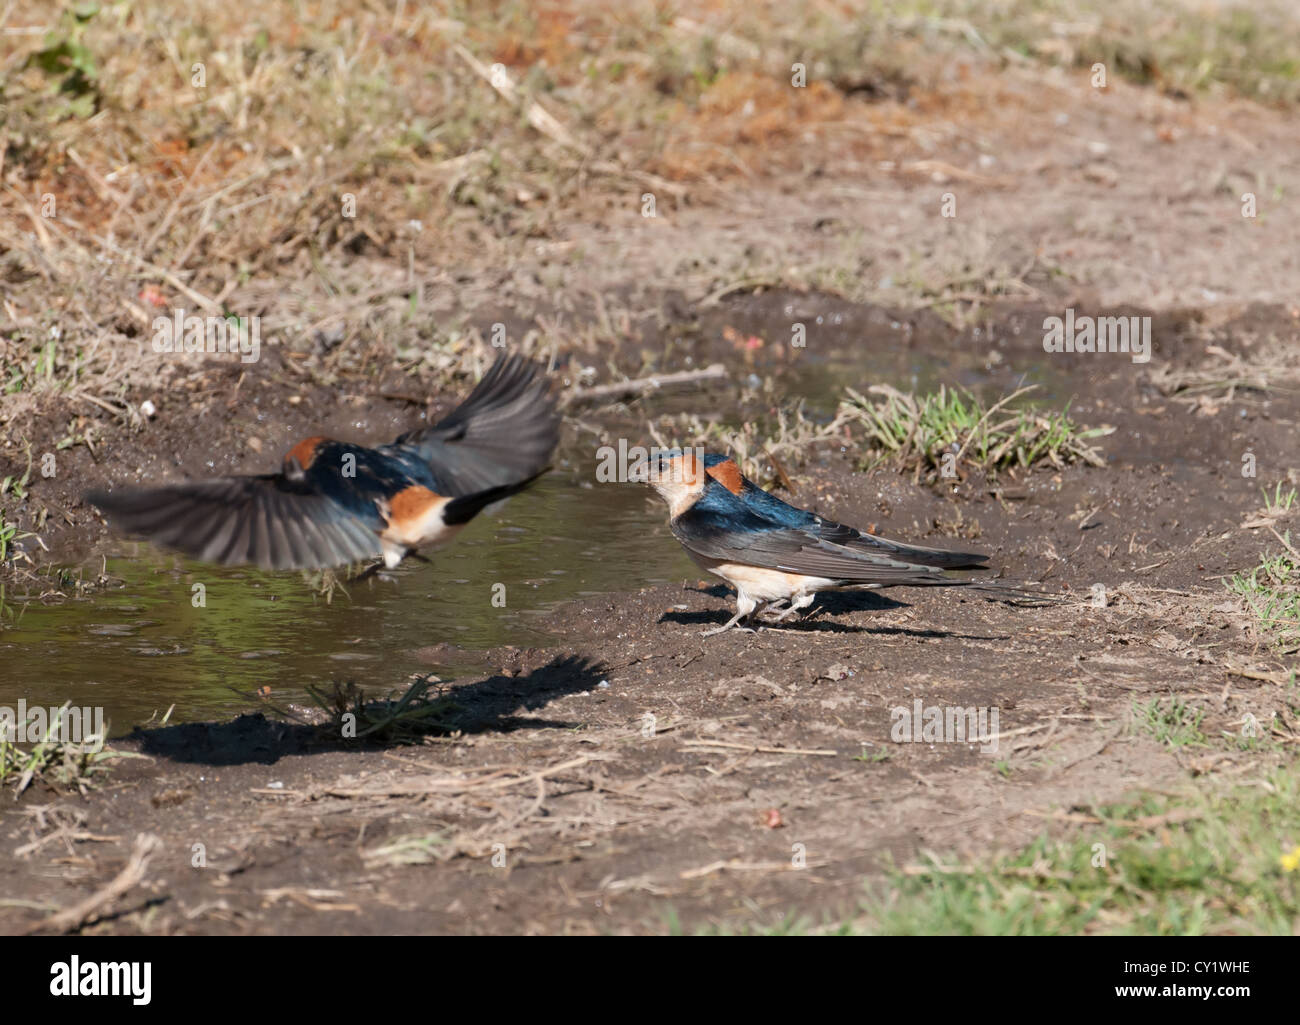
2,2,1299,934
4,298,1297,933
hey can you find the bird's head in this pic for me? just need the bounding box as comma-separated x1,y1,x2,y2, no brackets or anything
634,447,708,517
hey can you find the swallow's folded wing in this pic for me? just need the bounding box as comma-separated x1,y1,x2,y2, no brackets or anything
672,504,975,586
812,519,987,569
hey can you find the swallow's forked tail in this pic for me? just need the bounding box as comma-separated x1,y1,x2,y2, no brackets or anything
397,353,561,496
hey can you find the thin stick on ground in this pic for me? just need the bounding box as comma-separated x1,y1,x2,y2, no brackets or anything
24,833,162,935
566,364,727,406
680,740,838,757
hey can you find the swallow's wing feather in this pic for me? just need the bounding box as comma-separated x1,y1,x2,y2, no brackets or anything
811,518,988,569
394,354,560,496
739,482,986,568
86,476,385,570
672,502,970,586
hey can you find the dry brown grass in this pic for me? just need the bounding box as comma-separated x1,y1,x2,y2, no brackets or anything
2,0,1298,480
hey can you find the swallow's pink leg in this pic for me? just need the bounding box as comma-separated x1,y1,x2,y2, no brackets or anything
771,593,816,622
702,592,758,637
701,609,757,637
756,599,790,620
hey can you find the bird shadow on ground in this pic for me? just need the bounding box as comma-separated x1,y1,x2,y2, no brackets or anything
662,587,1011,640
129,654,606,766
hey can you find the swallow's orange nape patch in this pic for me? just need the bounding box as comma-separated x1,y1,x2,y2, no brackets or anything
674,451,703,486
706,459,743,494
285,436,329,469
387,484,442,527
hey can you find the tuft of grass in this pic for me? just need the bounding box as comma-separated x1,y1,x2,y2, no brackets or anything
1263,483,1297,516
0,441,34,503
1227,533,1300,651
0,509,32,565
362,831,453,867
1131,696,1206,748
835,383,1110,479
651,381,1110,487
14,1,102,122
0,702,139,794
858,768,1300,935
301,676,460,745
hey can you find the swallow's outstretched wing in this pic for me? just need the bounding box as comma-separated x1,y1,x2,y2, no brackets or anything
86,463,547,571
85,473,386,571
394,353,560,496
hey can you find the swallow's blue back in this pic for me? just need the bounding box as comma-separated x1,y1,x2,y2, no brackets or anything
701,454,817,529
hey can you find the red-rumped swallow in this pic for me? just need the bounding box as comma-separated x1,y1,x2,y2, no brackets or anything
638,450,1048,635
87,353,559,571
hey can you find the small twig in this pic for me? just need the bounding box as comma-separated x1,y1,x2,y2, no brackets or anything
676,649,705,671
693,276,783,308
1223,664,1291,687
453,44,583,152
1051,727,1125,778
24,833,161,935
1268,526,1300,564
680,740,837,757
980,722,1050,745
680,859,819,880
566,364,727,405
13,830,121,858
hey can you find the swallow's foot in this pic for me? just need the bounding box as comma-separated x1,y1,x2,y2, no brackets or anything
755,600,790,622
351,560,386,583
701,624,756,637
771,594,816,622
701,611,756,637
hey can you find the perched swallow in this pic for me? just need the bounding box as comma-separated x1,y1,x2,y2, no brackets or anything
87,353,560,571
639,450,1047,635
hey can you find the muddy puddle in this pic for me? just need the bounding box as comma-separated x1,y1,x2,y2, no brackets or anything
0,310,1156,736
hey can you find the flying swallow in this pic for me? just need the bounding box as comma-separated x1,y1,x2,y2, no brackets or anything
86,353,560,571
638,450,1049,635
